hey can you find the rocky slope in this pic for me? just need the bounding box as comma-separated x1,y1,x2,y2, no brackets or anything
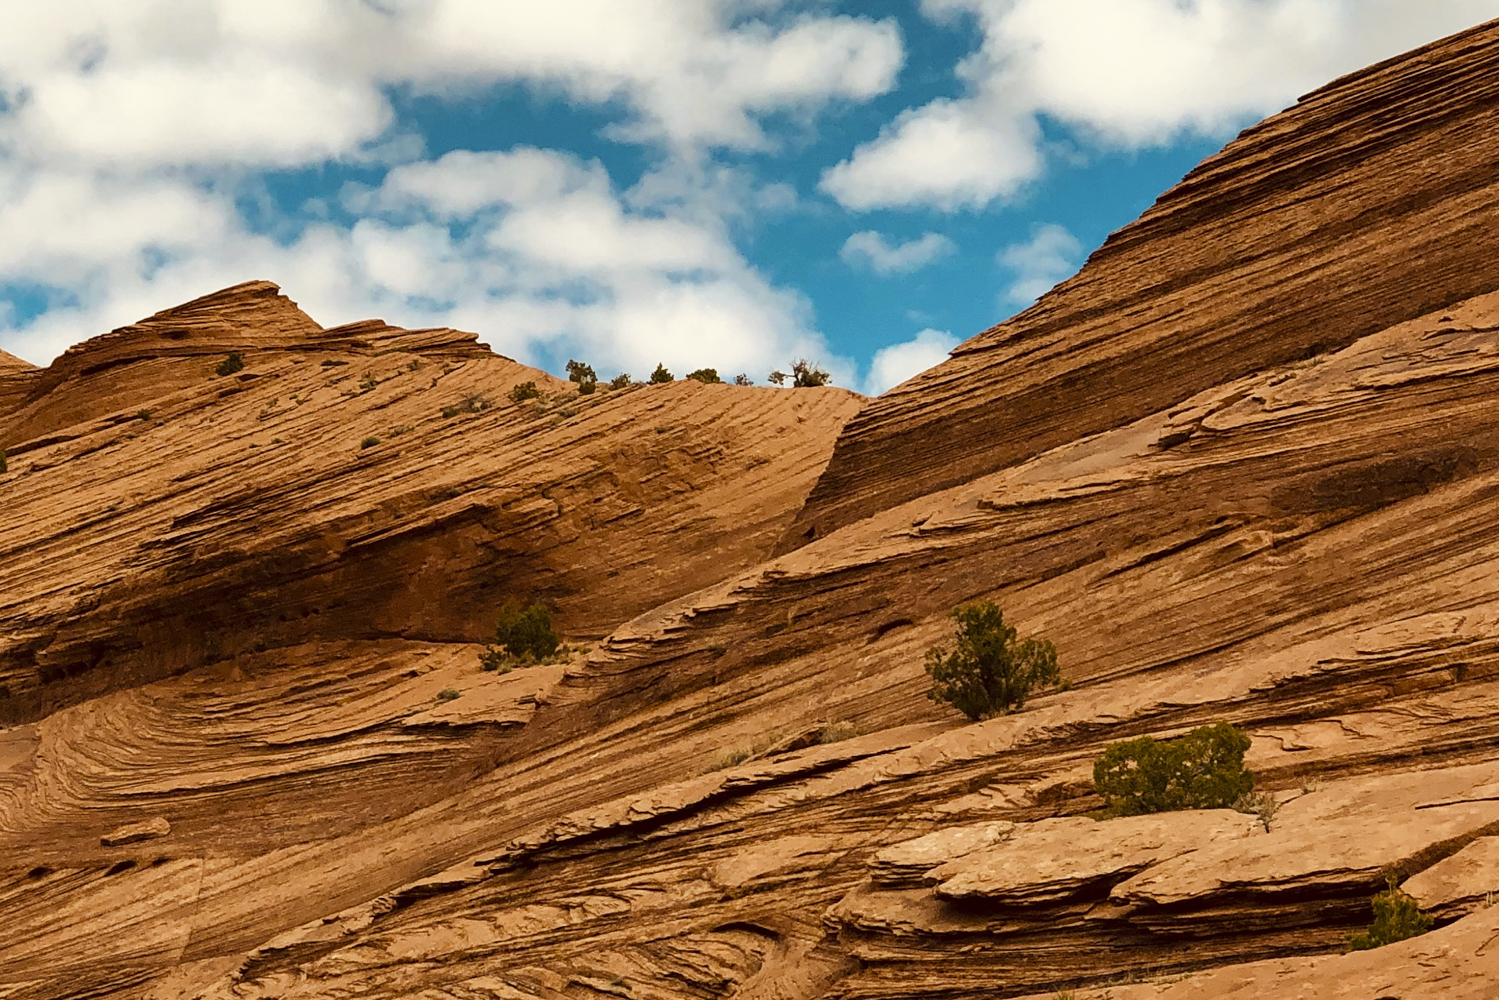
782,17,1499,548
5,17,1499,1000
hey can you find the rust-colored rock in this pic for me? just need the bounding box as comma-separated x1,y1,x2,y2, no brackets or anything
6,17,1499,1000
101,816,171,847
783,18,1499,549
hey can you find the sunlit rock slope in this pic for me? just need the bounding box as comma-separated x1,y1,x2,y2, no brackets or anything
5,17,1499,1000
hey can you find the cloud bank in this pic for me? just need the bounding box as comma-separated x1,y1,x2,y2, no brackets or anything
823,0,1499,211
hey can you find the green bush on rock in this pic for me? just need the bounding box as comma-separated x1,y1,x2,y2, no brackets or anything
1093,722,1254,816
925,602,1060,720
479,601,562,673
1347,876,1433,951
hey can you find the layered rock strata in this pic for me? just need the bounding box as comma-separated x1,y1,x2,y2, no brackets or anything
0,282,862,720
7,17,1499,1000
784,17,1499,547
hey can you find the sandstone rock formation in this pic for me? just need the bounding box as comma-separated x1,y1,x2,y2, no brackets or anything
5,17,1499,1000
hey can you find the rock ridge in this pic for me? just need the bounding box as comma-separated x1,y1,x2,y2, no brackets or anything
783,16,1499,550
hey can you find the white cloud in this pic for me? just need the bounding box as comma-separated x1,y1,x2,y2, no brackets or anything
0,1,903,170
0,148,849,389
822,97,1043,211
864,327,959,395
825,0,1499,211
998,223,1082,306
0,1,895,382
840,230,956,275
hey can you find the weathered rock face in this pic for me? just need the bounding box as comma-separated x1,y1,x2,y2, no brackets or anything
7,17,1499,1000
782,18,1499,549
0,282,862,721
0,346,38,423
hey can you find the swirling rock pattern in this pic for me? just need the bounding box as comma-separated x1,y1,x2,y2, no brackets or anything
7,18,1499,1000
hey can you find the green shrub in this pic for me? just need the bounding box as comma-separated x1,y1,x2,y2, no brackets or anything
1093,723,1254,817
608,373,632,390
215,352,244,377
136,409,152,421
479,601,561,672
1347,876,1432,950
507,382,541,404
925,602,1060,720
686,368,721,384
566,359,597,384
649,363,673,384
436,687,460,702
768,359,830,388
578,379,596,395
360,435,380,449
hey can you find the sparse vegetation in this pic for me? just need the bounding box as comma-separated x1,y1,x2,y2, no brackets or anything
1347,876,1432,950
608,373,632,390
925,601,1060,720
817,721,861,744
768,359,830,387
479,601,562,673
136,409,152,421
705,747,753,772
1234,788,1281,831
360,435,380,449
733,373,753,386
686,368,721,384
321,359,347,368
1093,723,1255,817
566,359,598,394
507,381,541,404
443,393,494,417
215,352,244,377
649,363,673,384
359,371,378,393
436,687,460,702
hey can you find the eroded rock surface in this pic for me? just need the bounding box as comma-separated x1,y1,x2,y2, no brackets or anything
5,16,1499,1000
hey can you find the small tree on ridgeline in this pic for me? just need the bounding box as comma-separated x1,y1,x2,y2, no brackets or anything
925,602,1060,720
1093,723,1254,816
767,358,830,387
686,368,721,384
649,363,674,384
566,359,598,395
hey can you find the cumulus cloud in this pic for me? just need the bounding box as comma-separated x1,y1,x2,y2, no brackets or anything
0,1,903,169
0,148,848,387
824,0,1499,211
840,230,956,275
998,223,1082,307
864,327,960,395
0,0,893,379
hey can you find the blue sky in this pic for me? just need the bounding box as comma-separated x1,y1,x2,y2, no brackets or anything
0,1,1495,394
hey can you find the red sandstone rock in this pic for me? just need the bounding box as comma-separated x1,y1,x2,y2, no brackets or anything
6,17,1499,1000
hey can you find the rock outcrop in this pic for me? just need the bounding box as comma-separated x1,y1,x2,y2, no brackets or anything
5,16,1499,1000
0,282,862,720
782,18,1499,548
